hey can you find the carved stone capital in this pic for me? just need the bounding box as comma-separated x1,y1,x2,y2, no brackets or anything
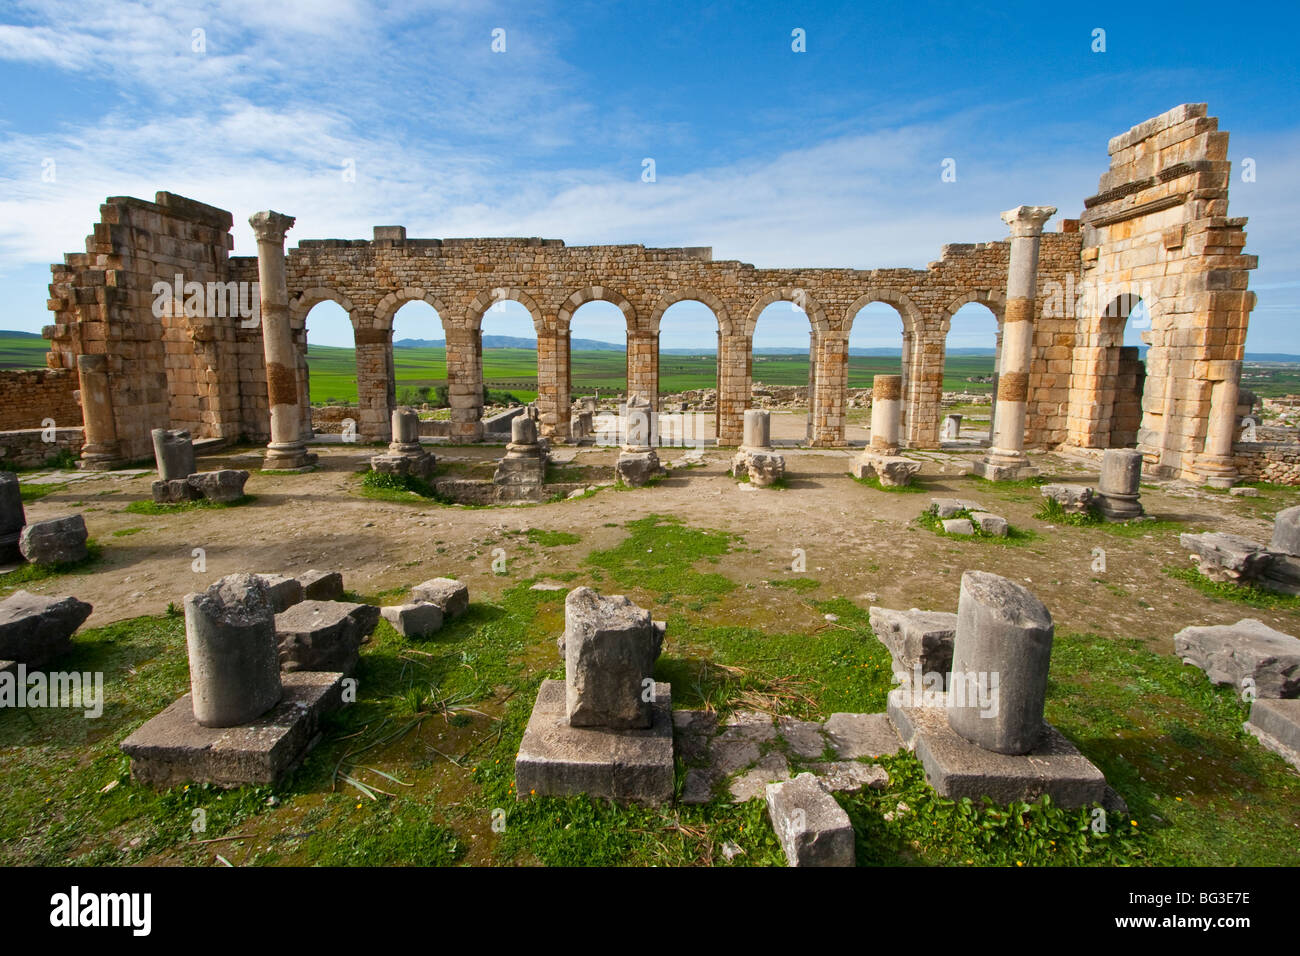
248,210,296,244
1001,205,1057,238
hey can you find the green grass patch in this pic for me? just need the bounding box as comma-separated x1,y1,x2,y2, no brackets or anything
124,494,256,515
1163,565,1300,610
767,577,820,593
583,514,737,598
111,527,144,538
19,481,68,502
916,506,1036,543
525,529,581,547
1034,495,1104,527
850,473,926,493
0,541,103,589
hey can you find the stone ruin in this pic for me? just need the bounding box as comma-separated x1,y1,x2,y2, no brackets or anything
515,587,674,804
6,105,1277,490
0,590,93,675
729,409,785,487
492,415,548,500
1038,448,1147,521
120,570,373,787
851,373,921,487
149,427,250,505
370,406,436,482
1,472,90,568
1180,504,1300,594
614,395,665,488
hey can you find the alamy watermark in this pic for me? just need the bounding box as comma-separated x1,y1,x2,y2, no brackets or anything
152,274,260,328
0,665,103,718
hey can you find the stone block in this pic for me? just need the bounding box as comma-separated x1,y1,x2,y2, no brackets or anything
514,679,674,804
297,569,344,601
562,587,664,730
19,514,88,565
275,600,380,675
381,601,443,638
765,773,855,867
411,577,469,618
889,694,1107,808
119,671,345,788
969,511,1009,536
152,478,201,504
1179,532,1271,584
186,469,249,503
186,573,282,728
805,761,890,794
1040,484,1096,514
852,452,920,487
0,590,92,668
868,606,957,680
256,573,304,613
1173,618,1300,698
615,449,664,487
1271,506,1300,557
930,497,966,519
941,518,974,535
1245,698,1300,771
822,711,904,759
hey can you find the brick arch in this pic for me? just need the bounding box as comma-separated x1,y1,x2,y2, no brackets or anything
844,290,924,338
649,288,730,335
557,286,636,331
374,287,452,331
937,290,1005,335
744,288,829,337
467,286,545,334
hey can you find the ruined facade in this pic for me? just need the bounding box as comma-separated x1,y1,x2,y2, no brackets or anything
18,104,1264,484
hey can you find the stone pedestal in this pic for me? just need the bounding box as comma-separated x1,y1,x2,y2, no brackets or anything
851,452,920,487
941,414,962,440
616,400,664,487
492,416,547,499
515,588,673,804
947,571,1053,756
1097,448,1144,520
184,573,282,728
151,428,195,481
371,406,435,481
0,472,25,564
730,409,785,486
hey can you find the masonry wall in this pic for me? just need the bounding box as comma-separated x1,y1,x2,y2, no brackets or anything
0,368,81,431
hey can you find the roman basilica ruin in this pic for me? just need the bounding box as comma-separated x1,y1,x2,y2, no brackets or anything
6,104,1280,487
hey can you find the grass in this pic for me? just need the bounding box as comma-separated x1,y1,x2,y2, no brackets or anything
850,473,926,493
916,505,1036,544
111,527,144,538
1,512,1297,867
19,481,68,502
766,577,821,593
1163,565,1300,610
124,494,256,515
0,541,103,590
1034,495,1104,527
525,529,581,547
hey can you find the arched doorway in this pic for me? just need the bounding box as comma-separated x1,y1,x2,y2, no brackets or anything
847,301,908,446
657,299,719,447
944,301,1001,447
1099,294,1149,448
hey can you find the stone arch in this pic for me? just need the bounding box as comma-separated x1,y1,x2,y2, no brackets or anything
935,290,1006,450
467,286,545,335
744,288,829,337
374,287,452,331
844,290,925,338
557,286,636,331
649,288,730,335
1066,290,1160,452
290,287,355,327
937,289,1005,335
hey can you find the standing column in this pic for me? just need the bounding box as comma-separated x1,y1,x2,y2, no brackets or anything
76,354,124,470
870,374,902,453
974,204,1056,480
250,210,316,470
1193,361,1242,488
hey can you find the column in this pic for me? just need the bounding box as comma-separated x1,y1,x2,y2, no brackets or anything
626,330,659,409
354,326,392,442
1193,361,1241,488
250,210,316,470
76,354,124,470
974,204,1056,480
812,330,848,446
870,374,902,453
536,323,563,440
445,325,484,442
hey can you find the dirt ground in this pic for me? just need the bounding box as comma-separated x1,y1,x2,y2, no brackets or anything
12,439,1300,654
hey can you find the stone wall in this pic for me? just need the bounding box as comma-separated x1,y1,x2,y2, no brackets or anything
0,427,84,468
0,368,81,431
1234,443,1300,486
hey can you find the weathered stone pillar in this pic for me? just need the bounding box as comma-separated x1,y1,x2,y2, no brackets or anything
870,374,902,454
1097,447,1144,520
536,324,565,441
76,353,124,470
948,571,1054,756
974,204,1056,480
251,211,315,470
1194,361,1241,488
811,330,848,447
717,333,749,445
445,325,484,442
151,428,195,480
185,573,282,728
627,330,658,411
355,326,392,443
743,408,771,451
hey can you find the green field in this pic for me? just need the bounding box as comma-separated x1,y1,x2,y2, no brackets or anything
8,334,1299,405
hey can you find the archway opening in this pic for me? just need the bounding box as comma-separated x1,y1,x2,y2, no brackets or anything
847,301,907,446
658,299,719,447
478,299,538,418
568,299,627,409
390,299,447,419
944,302,1000,447
752,300,815,445
1101,295,1149,448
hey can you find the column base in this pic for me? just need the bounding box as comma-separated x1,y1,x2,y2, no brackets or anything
971,455,1036,482
1193,455,1238,489
78,449,126,471
264,444,318,472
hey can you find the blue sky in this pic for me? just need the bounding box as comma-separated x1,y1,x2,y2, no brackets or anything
0,0,1295,351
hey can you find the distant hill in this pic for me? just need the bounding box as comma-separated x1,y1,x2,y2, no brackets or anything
0,330,42,339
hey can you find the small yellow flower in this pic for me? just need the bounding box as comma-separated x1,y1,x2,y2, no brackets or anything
530,789,536,795
1015,861,1023,867
1130,820,1138,827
